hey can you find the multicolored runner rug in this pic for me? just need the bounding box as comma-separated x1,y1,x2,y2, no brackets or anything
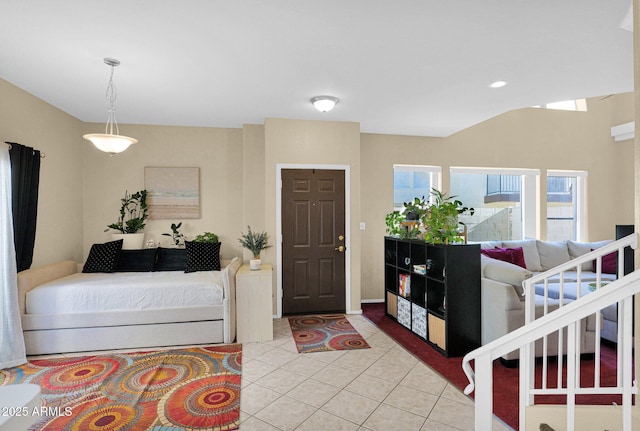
0,345,242,431
288,314,371,353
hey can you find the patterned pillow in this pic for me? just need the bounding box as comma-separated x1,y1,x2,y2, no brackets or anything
185,241,221,273
82,239,124,273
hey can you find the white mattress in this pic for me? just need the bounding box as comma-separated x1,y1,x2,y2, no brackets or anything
26,271,225,314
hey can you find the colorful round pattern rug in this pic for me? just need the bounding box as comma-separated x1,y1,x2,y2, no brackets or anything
0,346,242,431
288,314,371,353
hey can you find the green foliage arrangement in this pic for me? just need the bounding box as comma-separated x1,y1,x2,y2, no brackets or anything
193,232,219,243
402,196,428,221
384,210,405,237
384,188,474,243
238,226,271,258
105,190,148,234
422,188,474,244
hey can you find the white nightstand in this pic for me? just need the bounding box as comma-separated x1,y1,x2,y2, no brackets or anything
236,263,273,343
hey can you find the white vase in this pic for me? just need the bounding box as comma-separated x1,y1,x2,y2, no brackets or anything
111,233,145,250
250,258,261,271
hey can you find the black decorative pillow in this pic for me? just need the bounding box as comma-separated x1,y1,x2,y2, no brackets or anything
82,239,124,273
155,248,188,271
185,241,221,273
115,249,157,272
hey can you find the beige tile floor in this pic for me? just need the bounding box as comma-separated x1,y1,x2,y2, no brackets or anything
28,314,514,431
240,314,514,431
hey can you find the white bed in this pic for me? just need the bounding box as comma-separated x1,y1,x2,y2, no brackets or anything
17,258,241,355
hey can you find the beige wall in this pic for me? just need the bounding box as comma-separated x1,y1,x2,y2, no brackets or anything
264,118,362,313
0,78,84,266
81,122,245,261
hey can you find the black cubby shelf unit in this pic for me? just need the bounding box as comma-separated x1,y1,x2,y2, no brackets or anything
384,237,481,357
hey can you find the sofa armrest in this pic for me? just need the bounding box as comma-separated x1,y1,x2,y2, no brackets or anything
482,277,524,313
17,260,78,315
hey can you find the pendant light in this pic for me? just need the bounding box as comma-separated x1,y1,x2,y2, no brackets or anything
83,58,137,155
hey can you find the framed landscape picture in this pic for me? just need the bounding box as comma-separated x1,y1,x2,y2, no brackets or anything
144,167,200,219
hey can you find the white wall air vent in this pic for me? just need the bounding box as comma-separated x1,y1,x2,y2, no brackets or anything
611,122,634,142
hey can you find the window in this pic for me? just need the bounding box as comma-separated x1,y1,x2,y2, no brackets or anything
546,170,586,241
393,165,441,210
450,167,539,241
531,99,587,112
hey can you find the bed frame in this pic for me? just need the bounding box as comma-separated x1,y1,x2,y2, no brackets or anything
17,258,241,355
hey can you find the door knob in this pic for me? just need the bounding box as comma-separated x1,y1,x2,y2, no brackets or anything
334,245,345,252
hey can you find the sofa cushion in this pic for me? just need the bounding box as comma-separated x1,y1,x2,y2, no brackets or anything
481,247,512,263
536,240,571,271
567,239,612,271
481,255,533,296
82,239,123,273
481,247,526,268
501,239,543,271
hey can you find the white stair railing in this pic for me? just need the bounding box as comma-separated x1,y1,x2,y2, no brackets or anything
463,233,639,431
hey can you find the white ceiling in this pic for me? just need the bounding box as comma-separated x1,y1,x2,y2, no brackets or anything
0,0,633,137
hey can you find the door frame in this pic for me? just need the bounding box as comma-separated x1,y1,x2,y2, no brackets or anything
275,163,351,318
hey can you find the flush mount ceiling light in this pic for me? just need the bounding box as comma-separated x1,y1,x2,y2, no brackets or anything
489,81,507,88
311,95,339,112
83,58,137,155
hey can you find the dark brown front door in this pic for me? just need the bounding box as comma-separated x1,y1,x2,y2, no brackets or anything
282,169,346,315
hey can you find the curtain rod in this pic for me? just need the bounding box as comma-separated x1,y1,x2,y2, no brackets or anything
5,142,46,158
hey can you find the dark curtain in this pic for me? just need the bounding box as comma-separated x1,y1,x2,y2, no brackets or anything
7,142,40,272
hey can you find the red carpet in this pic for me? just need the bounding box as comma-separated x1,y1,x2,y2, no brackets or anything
362,303,621,430
0,345,242,431
289,314,371,353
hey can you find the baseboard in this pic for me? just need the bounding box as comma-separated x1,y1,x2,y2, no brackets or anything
361,299,384,304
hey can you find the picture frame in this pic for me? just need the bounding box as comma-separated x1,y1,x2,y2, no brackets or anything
144,167,200,219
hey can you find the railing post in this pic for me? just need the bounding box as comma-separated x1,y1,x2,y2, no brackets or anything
621,296,633,430
474,353,494,430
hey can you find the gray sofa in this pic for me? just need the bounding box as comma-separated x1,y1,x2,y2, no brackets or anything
479,238,616,361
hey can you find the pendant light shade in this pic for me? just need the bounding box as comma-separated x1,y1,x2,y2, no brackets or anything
82,133,137,154
83,58,137,155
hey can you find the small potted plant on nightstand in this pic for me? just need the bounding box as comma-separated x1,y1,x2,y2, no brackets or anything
238,226,271,270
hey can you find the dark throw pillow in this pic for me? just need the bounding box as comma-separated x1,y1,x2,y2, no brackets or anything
82,239,124,273
185,241,221,273
481,247,527,269
507,247,527,269
115,249,157,272
592,250,617,274
155,247,188,271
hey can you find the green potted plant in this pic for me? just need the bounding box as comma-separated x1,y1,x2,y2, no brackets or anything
162,222,185,247
105,190,148,249
193,232,219,243
238,226,271,270
402,196,428,221
385,210,405,237
421,188,474,244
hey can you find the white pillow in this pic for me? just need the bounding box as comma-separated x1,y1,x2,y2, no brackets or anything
567,239,612,271
501,239,543,272
536,240,571,271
